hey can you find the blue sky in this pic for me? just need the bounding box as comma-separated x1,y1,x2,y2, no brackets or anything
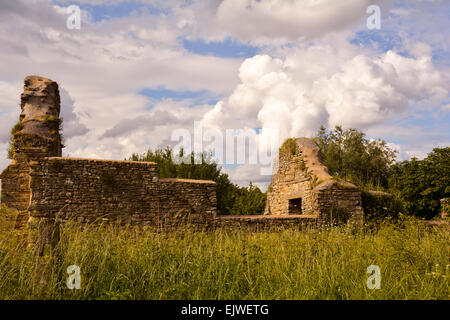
54,0,449,63
182,38,260,58
139,88,220,108
56,0,170,21
0,0,448,187
70,0,449,105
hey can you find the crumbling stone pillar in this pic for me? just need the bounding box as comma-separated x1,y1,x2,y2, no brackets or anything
15,75,62,158
1,75,62,250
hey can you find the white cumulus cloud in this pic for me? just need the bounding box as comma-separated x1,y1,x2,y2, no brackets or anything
203,46,447,144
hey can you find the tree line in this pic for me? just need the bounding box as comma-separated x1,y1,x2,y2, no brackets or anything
129,127,449,220
316,126,449,220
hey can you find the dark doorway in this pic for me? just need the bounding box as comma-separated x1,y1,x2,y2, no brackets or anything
289,198,302,215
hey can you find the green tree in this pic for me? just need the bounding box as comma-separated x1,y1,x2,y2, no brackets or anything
228,182,267,215
389,147,450,219
315,126,396,188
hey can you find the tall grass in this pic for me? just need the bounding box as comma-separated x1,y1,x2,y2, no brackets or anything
0,208,448,299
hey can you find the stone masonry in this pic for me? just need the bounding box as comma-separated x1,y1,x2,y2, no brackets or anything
1,75,363,235
0,76,217,232
263,138,364,224
1,76,63,228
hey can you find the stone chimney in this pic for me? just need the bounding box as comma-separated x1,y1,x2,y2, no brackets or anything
11,75,62,160
1,76,62,229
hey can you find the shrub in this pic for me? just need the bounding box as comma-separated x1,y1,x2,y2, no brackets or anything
7,122,24,159
389,148,450,219
361,191,404,223
280,138,297,156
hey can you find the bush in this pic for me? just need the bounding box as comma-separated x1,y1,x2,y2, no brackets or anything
389,148,450,219
7,122,24,159
361,191,404,223
279,138,297,156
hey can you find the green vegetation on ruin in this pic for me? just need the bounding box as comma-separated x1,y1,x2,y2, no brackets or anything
7,122,24,159
280,138,297,156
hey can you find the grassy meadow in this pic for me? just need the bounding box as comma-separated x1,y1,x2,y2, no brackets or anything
0,209,448,300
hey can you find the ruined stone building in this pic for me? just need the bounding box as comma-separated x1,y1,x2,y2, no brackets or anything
215,138,364,229
1,75,363,232
263,138,364,224
0,76,216,230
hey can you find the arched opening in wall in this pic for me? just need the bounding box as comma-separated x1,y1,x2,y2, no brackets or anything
288,198,302,215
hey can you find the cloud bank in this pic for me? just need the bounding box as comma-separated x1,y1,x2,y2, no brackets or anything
0,0,448,189
203,45,447,143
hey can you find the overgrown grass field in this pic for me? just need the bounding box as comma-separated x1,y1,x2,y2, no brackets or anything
0,211,448,300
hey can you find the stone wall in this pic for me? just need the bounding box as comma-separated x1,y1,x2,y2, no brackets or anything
28,157,159,224
0,75,218,232
2,75,365,234
159,178,217,229
314,180,363,224
0,154,32,228
27,157,216,228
